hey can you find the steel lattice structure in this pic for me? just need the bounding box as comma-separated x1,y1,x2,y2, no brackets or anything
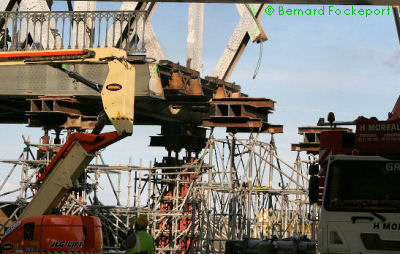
0,130,317,253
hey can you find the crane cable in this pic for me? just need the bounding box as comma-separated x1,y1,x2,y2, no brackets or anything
253,40,263,79
245,4,265,79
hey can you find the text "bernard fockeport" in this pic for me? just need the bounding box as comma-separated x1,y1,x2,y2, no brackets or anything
264,5,391,18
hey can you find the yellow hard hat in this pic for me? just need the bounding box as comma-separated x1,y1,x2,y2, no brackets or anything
135,214,148,228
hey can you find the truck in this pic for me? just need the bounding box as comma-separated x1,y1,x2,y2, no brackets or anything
0,48,136,253
309,101,400,253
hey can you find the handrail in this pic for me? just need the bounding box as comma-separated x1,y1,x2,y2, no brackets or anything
0,10,147,53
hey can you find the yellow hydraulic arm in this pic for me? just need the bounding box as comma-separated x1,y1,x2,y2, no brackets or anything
0,48,135,135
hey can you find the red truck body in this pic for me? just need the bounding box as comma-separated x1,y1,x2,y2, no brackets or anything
318,116,400,204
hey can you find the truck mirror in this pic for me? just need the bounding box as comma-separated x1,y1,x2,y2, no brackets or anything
308,175,319,204
309,164,319,175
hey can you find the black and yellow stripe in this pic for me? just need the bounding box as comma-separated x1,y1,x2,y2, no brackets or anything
111,117,133,121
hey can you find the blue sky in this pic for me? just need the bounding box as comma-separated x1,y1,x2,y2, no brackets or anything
1,3,400,201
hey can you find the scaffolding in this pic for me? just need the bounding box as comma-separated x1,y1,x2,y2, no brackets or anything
0,129,317,253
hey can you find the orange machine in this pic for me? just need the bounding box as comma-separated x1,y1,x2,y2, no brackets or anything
0,131,127,254
1,215,102,253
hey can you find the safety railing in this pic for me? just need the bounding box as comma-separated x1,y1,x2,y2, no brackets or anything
0,10,147,53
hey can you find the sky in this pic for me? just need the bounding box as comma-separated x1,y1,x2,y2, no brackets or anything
1,2,400,203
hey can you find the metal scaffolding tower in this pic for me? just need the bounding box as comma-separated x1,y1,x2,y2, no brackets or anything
0,129,316,253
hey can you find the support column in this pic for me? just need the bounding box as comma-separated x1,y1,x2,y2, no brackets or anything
73,1,96,48
187,3,204,73
18,0,61,50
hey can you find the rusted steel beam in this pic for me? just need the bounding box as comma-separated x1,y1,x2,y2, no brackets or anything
159,60,200,77
298,126,351,134
227,123,283,133
211,97,275,109
27,96,98,130
204,117,262,127
292,126,353,153
204,76,241,92
203,95,282,133
291,143,320,152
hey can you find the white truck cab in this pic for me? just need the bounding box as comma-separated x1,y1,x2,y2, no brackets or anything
317,155,400,253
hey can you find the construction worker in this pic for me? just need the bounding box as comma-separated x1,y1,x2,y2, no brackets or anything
125,215,155,254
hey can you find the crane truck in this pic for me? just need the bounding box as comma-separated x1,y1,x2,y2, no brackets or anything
0,48,136,253
310,100,400,253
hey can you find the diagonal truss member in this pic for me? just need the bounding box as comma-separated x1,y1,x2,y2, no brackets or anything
213,3,267,81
